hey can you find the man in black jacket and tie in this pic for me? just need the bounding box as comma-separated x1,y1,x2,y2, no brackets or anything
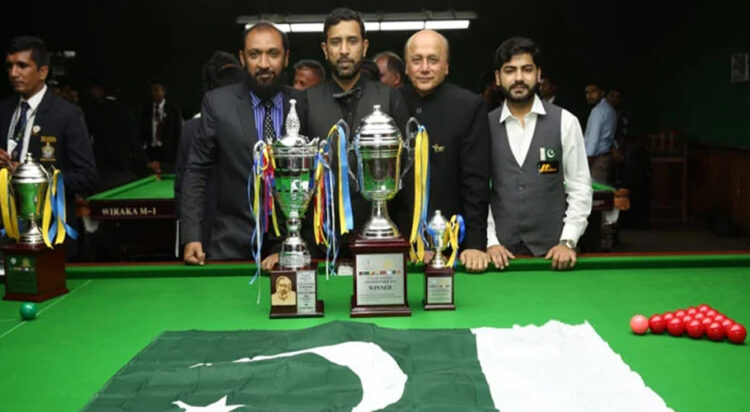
181,22,306,264
140,79,182,174
0,36,98,255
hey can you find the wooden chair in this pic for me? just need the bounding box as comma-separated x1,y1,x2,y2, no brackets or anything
642,129,688,224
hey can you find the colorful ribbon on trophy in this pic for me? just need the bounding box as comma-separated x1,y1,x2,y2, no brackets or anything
312,142,338,278
333,123,354,235
445,214,466,268
409,125,430,262
0,168,19,240
41,170,77,248
248,142,280,298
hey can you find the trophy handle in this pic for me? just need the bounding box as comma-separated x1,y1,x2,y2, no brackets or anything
400,117,420,189
252,140,267,160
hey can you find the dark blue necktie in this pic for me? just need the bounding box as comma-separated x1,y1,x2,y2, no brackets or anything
11,101,30,161
262,100,275,141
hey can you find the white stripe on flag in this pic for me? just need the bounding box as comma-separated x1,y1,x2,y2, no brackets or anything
472,321,673,412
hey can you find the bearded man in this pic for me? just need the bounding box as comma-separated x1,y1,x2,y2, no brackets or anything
181,22,306,264
486,37,592,270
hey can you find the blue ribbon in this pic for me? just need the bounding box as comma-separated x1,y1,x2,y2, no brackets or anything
48,173,77,241
247,153,265,286
338,125,354,232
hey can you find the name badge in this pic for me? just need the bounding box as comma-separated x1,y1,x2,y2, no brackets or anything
537,161,559,174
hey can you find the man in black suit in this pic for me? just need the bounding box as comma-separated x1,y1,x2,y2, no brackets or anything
181,22,305,264
0,36,98,252
140,79,182,174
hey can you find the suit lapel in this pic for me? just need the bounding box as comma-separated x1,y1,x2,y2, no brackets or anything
26,91,54,159
234,86,257,142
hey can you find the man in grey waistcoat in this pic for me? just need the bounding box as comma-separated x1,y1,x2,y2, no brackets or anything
486,37,592,270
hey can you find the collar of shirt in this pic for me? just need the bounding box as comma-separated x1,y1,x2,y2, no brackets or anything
250,91,283,110
499,94,546,125
154,99,165,110
19,84,47,113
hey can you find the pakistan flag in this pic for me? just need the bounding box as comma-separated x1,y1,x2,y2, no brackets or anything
82,321,672,412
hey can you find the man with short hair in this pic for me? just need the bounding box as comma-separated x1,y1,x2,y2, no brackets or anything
375,51,405,88
538,73,559,105
400,30,491,272
0,36,98,254
265,7,411,268
181,23,306,264
584,80,617,184
486,37,592,270
140,79,182,174
293,59,325,90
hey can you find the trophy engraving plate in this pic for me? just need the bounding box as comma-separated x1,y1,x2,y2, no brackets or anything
426,276,452,304
295,269,317,314
2,244,67,302
355,253,405,305
5,255,38,294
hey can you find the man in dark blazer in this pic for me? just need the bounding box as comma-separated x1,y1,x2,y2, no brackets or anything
181,22,306,264
139,79,182,174
0,36,98,254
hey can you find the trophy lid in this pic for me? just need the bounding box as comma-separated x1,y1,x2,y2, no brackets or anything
356,104,401,145
427,210,448,234
275,99,309,147
13,153,48,184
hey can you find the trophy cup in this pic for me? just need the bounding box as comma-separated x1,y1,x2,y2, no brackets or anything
259,99,325,318
423,210,455,310
348,105,416,317
2,154,68,302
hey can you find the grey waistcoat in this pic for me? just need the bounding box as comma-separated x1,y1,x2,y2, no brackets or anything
488,101,565,256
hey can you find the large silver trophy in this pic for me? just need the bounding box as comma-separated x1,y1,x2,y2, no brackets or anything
13,154,50,245
256,99,326,318
348,104,417,317
257,99,324,269
350,104,415,239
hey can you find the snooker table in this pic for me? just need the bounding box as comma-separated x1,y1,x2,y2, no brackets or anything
1,253,748,411
80,175,177,260
78,175,625,259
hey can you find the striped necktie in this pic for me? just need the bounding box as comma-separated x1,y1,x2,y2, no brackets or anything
11,101,30,161
262,99,275,141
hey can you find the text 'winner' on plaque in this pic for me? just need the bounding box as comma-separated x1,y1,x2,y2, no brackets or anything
258,100,324,318
348,106,420,317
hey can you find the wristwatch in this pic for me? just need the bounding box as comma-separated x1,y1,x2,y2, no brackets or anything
559,239,576,250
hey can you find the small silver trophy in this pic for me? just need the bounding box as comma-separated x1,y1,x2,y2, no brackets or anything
424,210,455,310
13,154,50,245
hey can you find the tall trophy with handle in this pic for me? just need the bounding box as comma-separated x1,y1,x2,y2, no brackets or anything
423,210,456,310
348,105,418,317
256,99,326,318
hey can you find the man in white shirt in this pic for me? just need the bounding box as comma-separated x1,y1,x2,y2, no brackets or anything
486,37,592,270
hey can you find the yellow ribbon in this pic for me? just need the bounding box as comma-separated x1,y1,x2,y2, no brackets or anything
445,214,461,267
0,168,19,240
41,170,67,248
313,149,327,246
408,127,429,262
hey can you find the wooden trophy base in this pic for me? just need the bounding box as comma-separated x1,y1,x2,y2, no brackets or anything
2,243,67,302
350,235,411,318
423,265,455,311
268,263,324,319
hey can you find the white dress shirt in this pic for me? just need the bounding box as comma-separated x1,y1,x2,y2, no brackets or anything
487,95,592,247
151,99,166,146
6,85,47,161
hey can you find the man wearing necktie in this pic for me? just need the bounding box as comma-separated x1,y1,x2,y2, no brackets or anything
139,80,182,174
0,36,98,256
181,22,306,264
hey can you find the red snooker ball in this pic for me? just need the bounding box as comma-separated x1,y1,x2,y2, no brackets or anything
663,312,675,322
706,322,725,341
694,313,706,321
687,307,698,316
682,315,694,325
674,309,687,318
630,314,650,335
706,309,718,318
727,324,747,344
649,314,666,334
667,318,686,337
701,317,714,329
686,319,704,339
713,314,726,323
698,304,711,313
722,318,735,332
